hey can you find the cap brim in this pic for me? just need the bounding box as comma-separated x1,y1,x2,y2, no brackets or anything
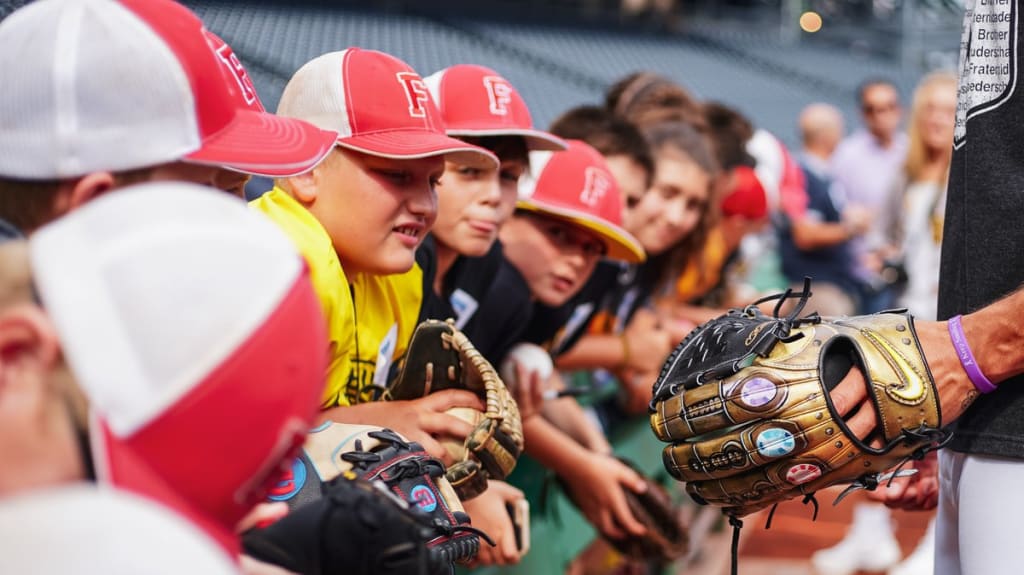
186,109,338,177
338,130,499,169
447,128,568,152
91,420,239,557
516,200,646,263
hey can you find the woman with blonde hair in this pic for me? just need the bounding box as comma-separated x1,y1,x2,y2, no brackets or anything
895,71,958,320
826,71,958,575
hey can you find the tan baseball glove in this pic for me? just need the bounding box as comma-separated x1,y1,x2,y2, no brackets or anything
388,319,524,501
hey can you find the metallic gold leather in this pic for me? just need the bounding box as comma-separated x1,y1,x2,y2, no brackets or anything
651,311,942,517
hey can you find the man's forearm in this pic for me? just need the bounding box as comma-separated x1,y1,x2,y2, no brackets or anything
962,287,1024,384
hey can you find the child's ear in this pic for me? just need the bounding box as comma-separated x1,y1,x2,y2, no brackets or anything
287,172,319,205
68,172,116,210
0,304,62,388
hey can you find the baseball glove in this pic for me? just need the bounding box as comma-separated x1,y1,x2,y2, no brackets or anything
262,423,491,568
649,282,949,519
606,459,689,564
243,474,449,575
387,319,524,501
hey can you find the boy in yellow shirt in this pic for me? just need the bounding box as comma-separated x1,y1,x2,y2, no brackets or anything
251,48,497,457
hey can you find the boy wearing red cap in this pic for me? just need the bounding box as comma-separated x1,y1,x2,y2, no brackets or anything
408,64,568,567
251,48,498,456
462,140,654,575
416,65,566,344
0,183,327,562
0,0,337,237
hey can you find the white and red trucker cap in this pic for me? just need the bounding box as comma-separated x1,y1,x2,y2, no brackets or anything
277,48,499,169
423,65,567,151
0,0,337,180
28,183,328,556
0,485,238,573
518,140,645,263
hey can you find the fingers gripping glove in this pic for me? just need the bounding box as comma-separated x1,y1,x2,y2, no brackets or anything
243,475,448,575
607,459,689,565
267,423,492,568
388,319,524,501
649,283,948,519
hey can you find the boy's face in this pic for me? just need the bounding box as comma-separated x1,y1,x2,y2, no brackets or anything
433,155,527,257
604,154,650,235
499,212,606,307
306,148,441,276
630,151,709,256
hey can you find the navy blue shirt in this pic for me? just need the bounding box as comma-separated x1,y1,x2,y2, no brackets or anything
777,155,865,300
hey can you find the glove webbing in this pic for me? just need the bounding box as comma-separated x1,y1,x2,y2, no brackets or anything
340,430,497,549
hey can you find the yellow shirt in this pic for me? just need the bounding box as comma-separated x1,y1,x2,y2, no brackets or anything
251,187,424,407
347,270,422,405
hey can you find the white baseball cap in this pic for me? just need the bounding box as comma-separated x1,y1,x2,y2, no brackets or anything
29,182,329,555
277,48,499,169
0,485,238,574
0,0,338,180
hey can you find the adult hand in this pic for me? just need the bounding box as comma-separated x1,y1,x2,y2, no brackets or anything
829,318,978,445
867,451,939,511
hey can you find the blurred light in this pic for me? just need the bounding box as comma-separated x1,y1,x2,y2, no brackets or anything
799,11,823,33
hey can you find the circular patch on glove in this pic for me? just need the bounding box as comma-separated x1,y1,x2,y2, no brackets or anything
756,428,796,458
785,463,822,485
266,457,306,501
740,377,777,408
411,484,438,512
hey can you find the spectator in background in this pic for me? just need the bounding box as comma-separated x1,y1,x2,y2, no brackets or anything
671,102,770,325
862,72,957,575
605,71,707,132
672,164,769,324
779,103,871,317
802,101,902,574
893,72,958,321
830,78,908,312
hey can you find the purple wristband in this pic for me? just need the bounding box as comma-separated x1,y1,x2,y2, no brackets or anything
948,315,998,394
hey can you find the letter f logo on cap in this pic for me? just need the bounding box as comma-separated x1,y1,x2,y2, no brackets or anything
212,41,258,107
580,166,612,208
397,72,429,119
483,76,513,116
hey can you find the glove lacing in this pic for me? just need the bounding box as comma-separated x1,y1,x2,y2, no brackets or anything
339,429,497,548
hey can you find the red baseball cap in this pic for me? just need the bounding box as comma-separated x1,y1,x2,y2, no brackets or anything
423,65,567,151
721,165,768,220
277,48,498,169
0,0,336,179
29,183,328,556
119,0,338,177
517,140,645,263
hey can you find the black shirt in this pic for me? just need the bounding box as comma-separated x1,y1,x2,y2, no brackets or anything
415,235,502,330
939,0,1024,457
416,235,532,365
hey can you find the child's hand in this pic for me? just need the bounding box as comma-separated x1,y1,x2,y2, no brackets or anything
560,454,648,540
622,309,673,374
330,390,485,465
464,481,527,566
511,360,546,421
